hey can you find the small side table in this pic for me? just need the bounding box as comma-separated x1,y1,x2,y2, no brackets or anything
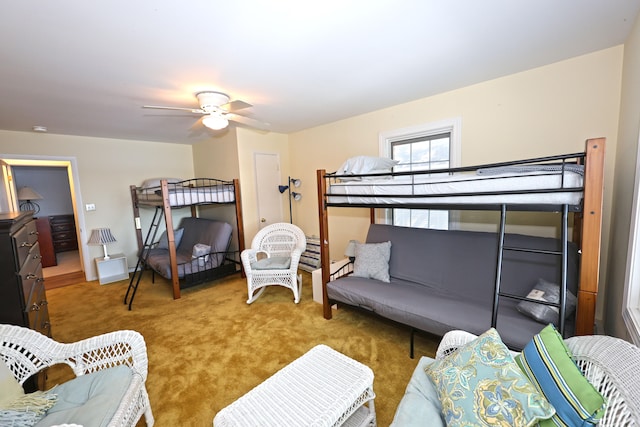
95,253,129,285
312,258,351,304
214,344,376,426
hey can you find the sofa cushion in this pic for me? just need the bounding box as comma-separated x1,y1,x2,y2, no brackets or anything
515,324,606,427
425,328,554,427
156,228,184,249
353,241,391,282
36,365,134,427
251,256,291,270
390,356,445,427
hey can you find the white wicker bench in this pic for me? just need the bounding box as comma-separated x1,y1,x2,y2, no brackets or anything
213,344,376,427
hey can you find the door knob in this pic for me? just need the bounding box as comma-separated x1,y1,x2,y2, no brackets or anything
261,218,266,223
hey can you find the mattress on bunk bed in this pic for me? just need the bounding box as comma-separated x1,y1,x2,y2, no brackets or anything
137,182,235,206
145,218,233,279
327,166,584,206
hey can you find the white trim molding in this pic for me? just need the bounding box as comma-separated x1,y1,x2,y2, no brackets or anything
623,130,640,346
378,117,462,227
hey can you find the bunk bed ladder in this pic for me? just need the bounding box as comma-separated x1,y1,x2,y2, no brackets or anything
491,204,569,338
124,206,165,310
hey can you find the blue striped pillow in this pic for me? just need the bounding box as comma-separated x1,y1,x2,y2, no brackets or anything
515,324,606,427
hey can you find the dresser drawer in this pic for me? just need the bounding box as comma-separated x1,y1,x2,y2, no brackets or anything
51,222,74,233
24,280,48,333
53,239,78,252
21,259,43,307
50,215,77,253
14,220,39,266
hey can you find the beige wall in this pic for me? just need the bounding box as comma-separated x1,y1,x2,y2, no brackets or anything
605,13,640,339
289,46,623,324
0,130,194,280
191,128,243,252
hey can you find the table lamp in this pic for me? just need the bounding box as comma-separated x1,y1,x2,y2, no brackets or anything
88,228,117,259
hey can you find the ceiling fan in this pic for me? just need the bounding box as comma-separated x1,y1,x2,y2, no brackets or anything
143,91,267,131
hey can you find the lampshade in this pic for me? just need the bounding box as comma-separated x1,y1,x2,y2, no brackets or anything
345,239,359,261
291,192,302,201
17,186,43,201
291,178,301,187
202,113,229,130
88,228,117,259
17,186,44,214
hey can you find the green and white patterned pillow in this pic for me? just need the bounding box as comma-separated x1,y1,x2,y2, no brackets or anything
425,328,555,427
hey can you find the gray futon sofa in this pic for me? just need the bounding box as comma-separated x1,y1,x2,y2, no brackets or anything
327,224,579,351
145,217,236,287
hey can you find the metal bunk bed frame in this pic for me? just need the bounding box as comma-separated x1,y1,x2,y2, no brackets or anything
124,178,245,308
316,138,605,337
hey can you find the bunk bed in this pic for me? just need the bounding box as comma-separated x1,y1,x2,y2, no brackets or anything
316,138,605,340
124,178,245,309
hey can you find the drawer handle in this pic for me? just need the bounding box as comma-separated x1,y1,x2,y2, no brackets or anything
30,303,40,312
36,278,45,283
39,300,48,307
26,273,37,280
29,230,39,236
33,254,42,260
42,321,51,331
20,242,34,248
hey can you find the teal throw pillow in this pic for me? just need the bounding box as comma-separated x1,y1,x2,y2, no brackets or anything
515,324,606,427
425,328,554,427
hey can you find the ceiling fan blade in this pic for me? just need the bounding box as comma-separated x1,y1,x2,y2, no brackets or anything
143,105,205,114
220,100,252,112
226,113,271,131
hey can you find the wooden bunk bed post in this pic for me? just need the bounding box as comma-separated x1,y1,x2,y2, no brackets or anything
317,169,333,319
233,179,246,257
575,138,605,335
130,185,144,254
160,179,181,300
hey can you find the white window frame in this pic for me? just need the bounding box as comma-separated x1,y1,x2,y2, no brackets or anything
623,131,640,346
378,117,462,228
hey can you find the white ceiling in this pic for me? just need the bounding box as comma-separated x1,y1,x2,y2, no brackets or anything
1,1,639,144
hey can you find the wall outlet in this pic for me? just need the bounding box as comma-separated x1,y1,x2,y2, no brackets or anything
85,203,96,211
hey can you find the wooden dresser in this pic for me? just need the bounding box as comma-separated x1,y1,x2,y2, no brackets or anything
0,212,51,390
35,216,57,267
50,214,78,253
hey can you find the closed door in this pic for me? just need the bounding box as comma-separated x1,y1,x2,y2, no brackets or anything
254,152,284,228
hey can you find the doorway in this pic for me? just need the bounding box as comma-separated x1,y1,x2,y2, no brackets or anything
0,156,88,287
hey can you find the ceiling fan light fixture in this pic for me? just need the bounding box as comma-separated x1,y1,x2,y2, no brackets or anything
202,113,229,130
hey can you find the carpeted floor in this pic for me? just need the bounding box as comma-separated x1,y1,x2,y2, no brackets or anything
44,271,439,426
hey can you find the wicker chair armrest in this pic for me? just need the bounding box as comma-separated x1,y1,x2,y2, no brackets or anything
435,330,479,359
61,330,149,379
565,335,640,426
289,248,303,268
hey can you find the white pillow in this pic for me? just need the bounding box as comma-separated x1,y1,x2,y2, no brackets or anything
337,156,398,177
140,178,183,189
352,241,392,283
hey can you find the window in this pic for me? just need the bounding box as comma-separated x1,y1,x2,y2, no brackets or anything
379,118,461,229
623,132,640,346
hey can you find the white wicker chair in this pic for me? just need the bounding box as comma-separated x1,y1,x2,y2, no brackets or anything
436,330,640,426
0,324,154,427
241,222,307,304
